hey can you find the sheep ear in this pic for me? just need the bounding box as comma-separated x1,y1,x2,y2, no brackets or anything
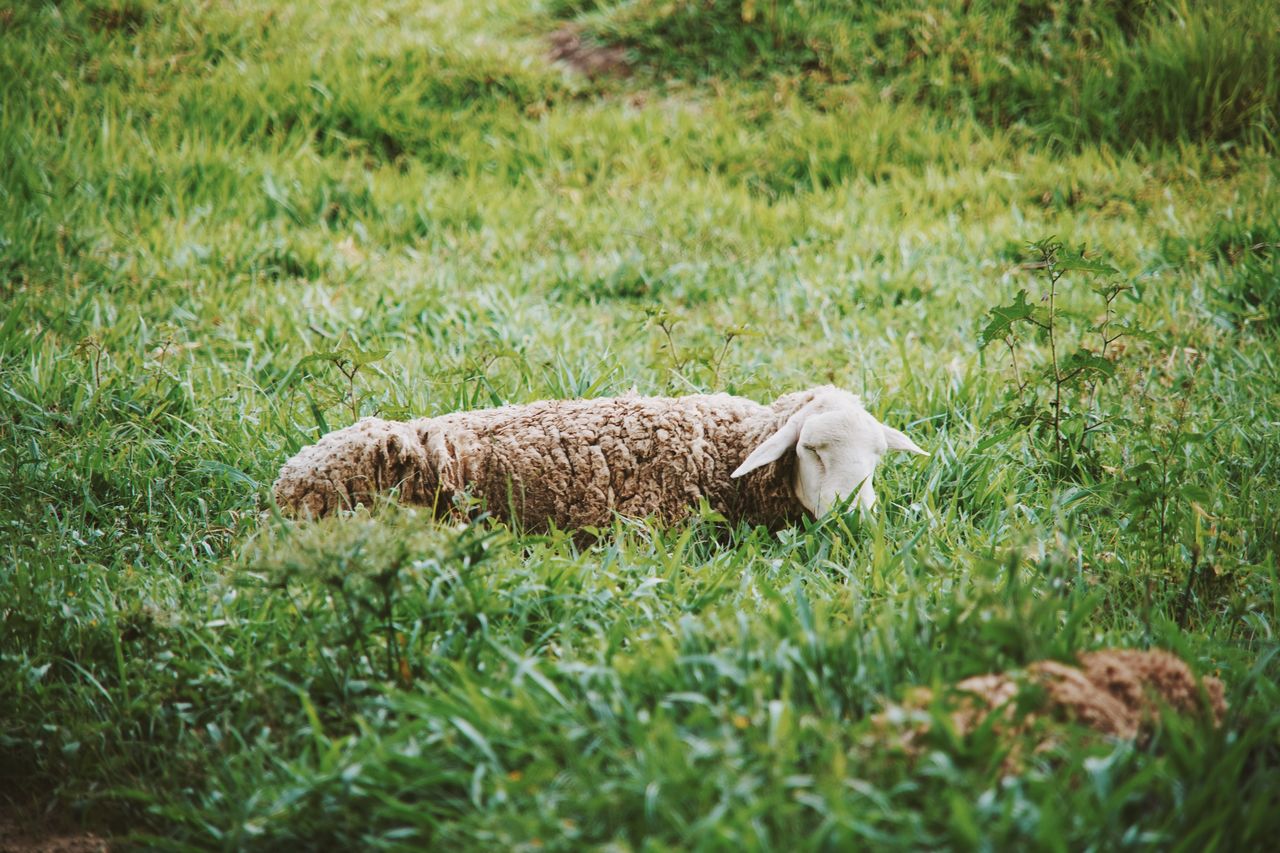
732,416,803,477
883,424,927,455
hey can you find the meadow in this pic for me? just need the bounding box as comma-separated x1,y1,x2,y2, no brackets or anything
2,0,1279,847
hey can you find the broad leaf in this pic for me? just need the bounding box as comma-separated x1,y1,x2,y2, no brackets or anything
349,347,390,367
1059,348,1116,381
1180,484,1213,503
296,349,352,368
1099,322,1165,345
1056,248,1118,276
979,290,1035,347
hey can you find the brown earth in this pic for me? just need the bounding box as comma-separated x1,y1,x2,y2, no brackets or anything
0,800,109,853
880,648,1226,758
548,26,630,78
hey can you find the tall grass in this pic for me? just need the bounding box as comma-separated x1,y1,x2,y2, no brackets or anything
563,0,1280,149
1,0,1278,846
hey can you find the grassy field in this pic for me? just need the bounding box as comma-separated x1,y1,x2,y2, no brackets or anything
3,0,1279,847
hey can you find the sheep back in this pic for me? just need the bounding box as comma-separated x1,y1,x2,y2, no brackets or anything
431,392,807,531
273,391,819,531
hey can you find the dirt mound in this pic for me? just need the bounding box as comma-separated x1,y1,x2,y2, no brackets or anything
548,26,630,79
881,649,1226,755
0,816,107,853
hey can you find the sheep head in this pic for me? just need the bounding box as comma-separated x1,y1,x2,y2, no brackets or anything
731,387,926,515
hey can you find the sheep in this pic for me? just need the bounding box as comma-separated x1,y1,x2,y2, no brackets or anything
272,385,927,533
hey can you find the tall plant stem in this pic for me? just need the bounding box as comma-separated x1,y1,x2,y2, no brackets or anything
1047,264,1063,466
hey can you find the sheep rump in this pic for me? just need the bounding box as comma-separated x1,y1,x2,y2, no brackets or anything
273,389,827,531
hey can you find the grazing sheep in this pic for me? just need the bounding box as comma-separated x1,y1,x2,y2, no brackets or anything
272,385,926,532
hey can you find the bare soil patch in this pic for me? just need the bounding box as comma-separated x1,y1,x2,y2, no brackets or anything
879,648,1226,762
548,26,630,78
0,799,109,853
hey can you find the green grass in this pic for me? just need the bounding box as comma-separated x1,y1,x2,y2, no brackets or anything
562,0,1280,150
2,0,1279,847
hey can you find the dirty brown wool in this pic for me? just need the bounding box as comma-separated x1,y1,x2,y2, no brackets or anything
272,390,830,531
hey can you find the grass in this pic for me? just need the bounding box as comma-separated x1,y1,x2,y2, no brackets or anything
561,0,1280,150
2,0,1279,847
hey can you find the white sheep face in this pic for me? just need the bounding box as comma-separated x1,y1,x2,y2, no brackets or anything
732,389,927,516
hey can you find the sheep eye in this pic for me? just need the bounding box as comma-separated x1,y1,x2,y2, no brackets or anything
801,445,825,471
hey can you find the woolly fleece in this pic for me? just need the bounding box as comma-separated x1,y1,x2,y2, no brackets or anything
273,388,843,531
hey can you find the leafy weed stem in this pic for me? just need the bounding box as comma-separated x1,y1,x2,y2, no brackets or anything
1004,335,1027,393
1156,382,1194,570
334,357,361,423
1046,259,1064,461
710,328,743,388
